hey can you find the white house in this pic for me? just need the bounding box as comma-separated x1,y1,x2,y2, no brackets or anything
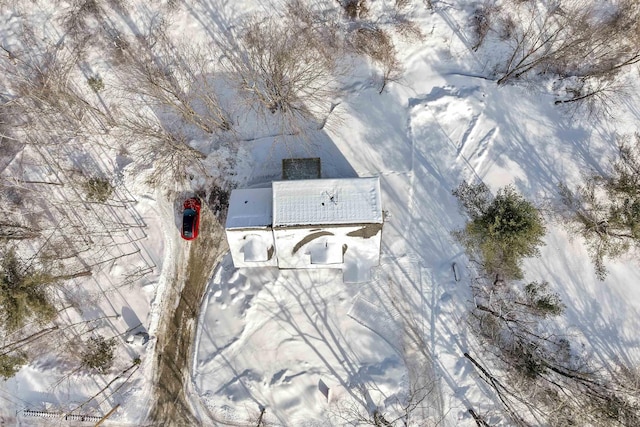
225,177,383,282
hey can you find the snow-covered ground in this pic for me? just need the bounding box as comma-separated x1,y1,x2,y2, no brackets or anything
1,0,640,425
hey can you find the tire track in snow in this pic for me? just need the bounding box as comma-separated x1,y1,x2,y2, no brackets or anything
399,87,501,425
410,86,495,183
460,127,497,173
457,113,480,153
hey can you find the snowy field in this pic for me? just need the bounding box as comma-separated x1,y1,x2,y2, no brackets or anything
1,0,640,426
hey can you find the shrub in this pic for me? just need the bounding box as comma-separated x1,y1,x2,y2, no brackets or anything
453,181,546,280
0,352,27,379
341,0,368,20
81,335,116,374
511,342,548,379
83,177,113,203
0,249,57,331
87,75,105,92
351,27,401,93
470,1,499,51
524,281,565,317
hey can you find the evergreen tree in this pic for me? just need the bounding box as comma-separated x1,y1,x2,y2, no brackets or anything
81,336,116,374
0,352,27,379
453,181,546,280
0,249,57,331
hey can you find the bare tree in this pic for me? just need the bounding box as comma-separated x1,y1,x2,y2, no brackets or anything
118,113,207,185
105,19,238,187
483,0,640,94
118,34,232,134
0,4,159,396
493,1,577,85
220,14,340,132
350,26,403,93
0,34,112,140
329,382,442,427
553,75,632,119
466,274,640,426
557,133,640,279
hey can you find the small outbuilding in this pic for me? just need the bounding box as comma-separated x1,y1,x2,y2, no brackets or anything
225,177,383,282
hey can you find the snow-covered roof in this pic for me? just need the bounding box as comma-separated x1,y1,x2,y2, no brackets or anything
272,177,382,227
226,188,273,229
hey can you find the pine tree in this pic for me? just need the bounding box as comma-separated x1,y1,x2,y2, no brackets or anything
0,249,57,331
453,182,546,280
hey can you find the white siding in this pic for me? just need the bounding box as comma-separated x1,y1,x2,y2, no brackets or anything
273,224,381,273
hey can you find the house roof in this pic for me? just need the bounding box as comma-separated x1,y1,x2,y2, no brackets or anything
272,177,382,227
226,188,273,229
